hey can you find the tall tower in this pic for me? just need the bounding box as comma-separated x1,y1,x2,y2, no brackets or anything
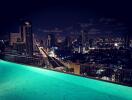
20,22,26,43
81,30,85,46
47,34,51,48
81,30,86,53
124,33,130,48
20,21,33,56
0,40,5,59
47,34,55,48
25,21,33,56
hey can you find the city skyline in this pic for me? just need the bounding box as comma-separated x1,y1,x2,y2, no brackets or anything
0,1,132,99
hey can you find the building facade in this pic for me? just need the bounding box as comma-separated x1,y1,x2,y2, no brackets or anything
20,21,33,56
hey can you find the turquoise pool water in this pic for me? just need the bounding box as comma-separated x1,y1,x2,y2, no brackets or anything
0,60,132,100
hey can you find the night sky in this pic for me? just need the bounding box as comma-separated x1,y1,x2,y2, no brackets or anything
0,0,132,36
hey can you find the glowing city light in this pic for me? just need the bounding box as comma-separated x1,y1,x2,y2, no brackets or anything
114,43,118,47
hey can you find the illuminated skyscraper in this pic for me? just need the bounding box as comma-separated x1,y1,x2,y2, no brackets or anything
25,22,33,56
20,21,33,56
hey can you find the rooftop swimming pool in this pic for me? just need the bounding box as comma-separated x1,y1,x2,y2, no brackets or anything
0,60,132,100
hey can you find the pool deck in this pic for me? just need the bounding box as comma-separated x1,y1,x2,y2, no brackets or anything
0,60,132,100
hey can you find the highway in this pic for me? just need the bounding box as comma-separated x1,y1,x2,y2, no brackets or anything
40,48,65,68
34,39,65,68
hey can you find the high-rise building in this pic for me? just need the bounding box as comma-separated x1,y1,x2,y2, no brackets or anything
20,21,33,56
124,33,130,48
47,34,55,48
81,30,86,46
25,22,33,56
0,40,5,59
19,23,26,43
65,36,71,47
89,39,94,48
